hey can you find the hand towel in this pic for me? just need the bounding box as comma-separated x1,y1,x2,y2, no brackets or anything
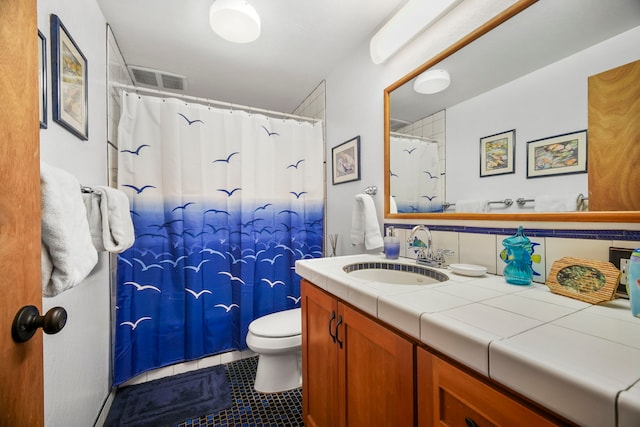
534,195,577,212
389,196,398,214
41,162,98,297
350,194,384,250
455,199,490,213
83,186,135,253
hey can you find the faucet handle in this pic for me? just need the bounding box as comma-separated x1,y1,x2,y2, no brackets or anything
434,249,455,267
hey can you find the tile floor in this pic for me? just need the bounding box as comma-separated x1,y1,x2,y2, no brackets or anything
175,356,304,427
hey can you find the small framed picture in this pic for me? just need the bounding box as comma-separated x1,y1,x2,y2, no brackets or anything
479,129,515,177
526,130,587,178
332,136,361,185
38,30,47,129
51,14,88,140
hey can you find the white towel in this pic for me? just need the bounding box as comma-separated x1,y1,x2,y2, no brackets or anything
350,194,384,250
534,195,577,212
455,199,490,213
40,163,98,297
389,196,398,214
83,186,135,253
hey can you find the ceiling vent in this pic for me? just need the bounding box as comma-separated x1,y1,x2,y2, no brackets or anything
128,65,187,91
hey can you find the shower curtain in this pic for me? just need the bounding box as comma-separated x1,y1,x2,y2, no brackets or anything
114,92,324,385
389,135,443,213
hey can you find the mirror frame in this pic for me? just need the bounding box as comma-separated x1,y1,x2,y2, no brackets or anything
384,0,640,223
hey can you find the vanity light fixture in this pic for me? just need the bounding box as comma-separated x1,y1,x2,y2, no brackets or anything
414,69,451,94
369,0,462,64
209,0,261,43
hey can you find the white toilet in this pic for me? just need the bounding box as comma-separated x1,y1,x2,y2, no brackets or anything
245,308,302,393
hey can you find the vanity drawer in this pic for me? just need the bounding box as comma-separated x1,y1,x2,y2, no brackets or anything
418,347,564,427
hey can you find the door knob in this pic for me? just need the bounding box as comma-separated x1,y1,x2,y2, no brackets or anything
11,305,67,343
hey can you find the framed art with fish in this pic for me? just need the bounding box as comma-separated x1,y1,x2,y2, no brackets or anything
51,14,88,140
526,130,587,178
479,129,515,177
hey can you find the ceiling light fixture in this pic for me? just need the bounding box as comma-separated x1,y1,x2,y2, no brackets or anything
414,69,451,94
370,0,462,64
209,0,261,44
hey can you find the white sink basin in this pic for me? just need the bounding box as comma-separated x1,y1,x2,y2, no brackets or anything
344,262,448,285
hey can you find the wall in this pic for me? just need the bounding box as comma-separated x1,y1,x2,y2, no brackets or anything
37,0,111,426
324,0,640,274
447,25,640,207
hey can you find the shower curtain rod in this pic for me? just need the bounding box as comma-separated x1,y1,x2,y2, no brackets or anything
112,83,320,123
390,132,438,142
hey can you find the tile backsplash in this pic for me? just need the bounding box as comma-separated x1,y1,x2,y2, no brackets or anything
386,224,640,285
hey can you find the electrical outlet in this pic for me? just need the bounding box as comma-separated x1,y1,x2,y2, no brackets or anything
609,247,634,297
620,258,630,285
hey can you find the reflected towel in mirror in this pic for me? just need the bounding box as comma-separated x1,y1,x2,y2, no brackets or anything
534,195,577,212
455,199,489,212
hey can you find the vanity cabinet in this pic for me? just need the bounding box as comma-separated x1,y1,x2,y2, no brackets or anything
301,279,414,427
417,347,566,427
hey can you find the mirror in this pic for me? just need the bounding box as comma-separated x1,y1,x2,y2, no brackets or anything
385,0,640,222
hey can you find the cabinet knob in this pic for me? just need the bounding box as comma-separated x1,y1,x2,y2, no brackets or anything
465,417,478,427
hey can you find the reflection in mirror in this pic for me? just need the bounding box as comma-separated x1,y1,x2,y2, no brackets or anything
389,111,445,213
385,0,640,222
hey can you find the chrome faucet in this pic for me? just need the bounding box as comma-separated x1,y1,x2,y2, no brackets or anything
407,225,453,268
407,225,433,263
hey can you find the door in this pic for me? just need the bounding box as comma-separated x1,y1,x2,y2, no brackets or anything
301,279,340,427
588,59,640,211
0,0,44,426
340,304,414,427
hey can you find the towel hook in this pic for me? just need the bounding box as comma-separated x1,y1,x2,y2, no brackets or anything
363,186,377,196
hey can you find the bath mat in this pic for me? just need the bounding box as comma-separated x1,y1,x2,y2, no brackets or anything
104,365,231,427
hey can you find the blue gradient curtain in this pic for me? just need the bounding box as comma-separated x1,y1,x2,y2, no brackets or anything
114,92,324,385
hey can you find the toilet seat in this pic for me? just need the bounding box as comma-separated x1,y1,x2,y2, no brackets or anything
248,308,301,338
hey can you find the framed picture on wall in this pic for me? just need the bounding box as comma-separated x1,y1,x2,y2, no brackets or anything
51,14,88,140
526,130,587,178
38,30,47,129
479,129,515,177
332,136,361,185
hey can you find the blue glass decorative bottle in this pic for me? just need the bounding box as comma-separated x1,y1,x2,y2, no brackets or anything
502,226,533,285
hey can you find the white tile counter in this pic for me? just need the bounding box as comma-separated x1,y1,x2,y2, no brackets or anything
296,254,640,427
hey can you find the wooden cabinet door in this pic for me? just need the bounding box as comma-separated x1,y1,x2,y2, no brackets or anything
340,304,415,427
0,0,44,425
301,280,340,427
418,348,560,427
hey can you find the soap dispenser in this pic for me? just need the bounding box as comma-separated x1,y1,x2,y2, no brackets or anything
384,226,400,260
502,226,533,285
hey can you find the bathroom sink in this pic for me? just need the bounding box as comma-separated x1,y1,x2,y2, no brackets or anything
343,262,448,285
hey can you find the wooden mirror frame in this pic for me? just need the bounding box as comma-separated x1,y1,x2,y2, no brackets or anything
384,0,640,223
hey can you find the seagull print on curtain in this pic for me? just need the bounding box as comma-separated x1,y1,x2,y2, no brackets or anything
114,92,323,385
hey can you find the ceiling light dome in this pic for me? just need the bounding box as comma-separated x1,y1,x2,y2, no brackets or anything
209,0,261,44
414,69,451,94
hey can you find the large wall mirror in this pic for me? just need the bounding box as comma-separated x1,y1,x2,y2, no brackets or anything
384,0,640,222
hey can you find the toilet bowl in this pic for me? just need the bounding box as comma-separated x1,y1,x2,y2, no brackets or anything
246,308,302,393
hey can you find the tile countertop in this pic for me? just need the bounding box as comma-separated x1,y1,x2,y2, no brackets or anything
295,254,640,427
